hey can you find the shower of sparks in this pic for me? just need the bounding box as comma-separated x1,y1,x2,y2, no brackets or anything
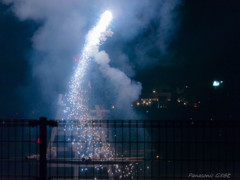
62,10,139,179
63,10,113,160
66,10,113,122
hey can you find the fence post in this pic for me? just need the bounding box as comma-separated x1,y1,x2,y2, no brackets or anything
39,117,47,180
29,117,58,180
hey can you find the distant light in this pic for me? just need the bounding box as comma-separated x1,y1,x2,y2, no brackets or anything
213,80,220,87
111,105,115,109
153,90,156,93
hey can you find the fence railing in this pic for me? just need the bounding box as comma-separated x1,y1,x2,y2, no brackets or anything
1,118,240,179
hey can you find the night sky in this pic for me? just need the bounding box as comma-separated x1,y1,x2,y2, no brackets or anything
1,0,240,119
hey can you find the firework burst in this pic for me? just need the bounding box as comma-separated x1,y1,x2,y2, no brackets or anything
61,9,113,163
62,11,138,179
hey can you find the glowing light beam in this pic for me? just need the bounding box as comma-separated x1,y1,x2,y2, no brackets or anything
66,10,113,121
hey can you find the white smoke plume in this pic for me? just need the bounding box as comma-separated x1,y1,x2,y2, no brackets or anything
100,29,114,42
94,50,142,119
2,0,181,118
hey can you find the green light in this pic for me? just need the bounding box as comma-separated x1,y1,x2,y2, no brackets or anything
213,80,223,87
213,81,220,87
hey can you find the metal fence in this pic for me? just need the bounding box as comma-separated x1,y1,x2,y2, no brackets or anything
1,118,240,179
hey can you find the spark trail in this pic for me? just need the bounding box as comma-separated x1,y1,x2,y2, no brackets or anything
63,11,137,179
63,10,115,164
67,10,113,122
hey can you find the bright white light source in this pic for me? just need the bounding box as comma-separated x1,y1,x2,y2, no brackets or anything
97,10,113,33
213,80,220,87
87,10,113,46
102,10,113,23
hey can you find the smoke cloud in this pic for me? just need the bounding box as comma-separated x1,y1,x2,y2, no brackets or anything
94,50,142,119
2,0,181,118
